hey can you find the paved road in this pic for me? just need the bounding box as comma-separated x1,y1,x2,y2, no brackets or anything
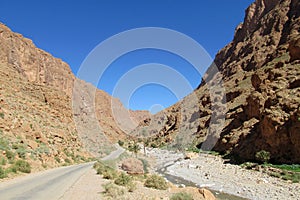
0,145,125,200
0,162,94,200
101,144,125,161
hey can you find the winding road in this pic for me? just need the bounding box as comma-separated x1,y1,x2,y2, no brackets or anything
0,145,125,200
101,144,125,161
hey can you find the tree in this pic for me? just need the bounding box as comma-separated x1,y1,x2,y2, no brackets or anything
140,129,148,156
255,150,271,164
143,139,150,156
118,140,124,147
128,142,141,158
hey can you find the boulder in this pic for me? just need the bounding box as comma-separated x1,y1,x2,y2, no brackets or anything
170,187,216,200
121,157,144,174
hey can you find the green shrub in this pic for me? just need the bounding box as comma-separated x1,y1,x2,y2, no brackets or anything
187,146,200,153
12,143,27,159
102,168,117,180
114,172,132,186
55,157,61,163
6,165,17,174
5,150,15,161
94,161,118,180
0,166,7,179
94,161,107,175
0,137,9,151
128,143,140,157
170,192,194,200
118,140,124,146
64,158,71,164
96,165,106,175
270,172,281,178
0,157,6,165
36,144,50,155
16,148,27,159
241,162,258,170
29,152,37,160
291,174,300,183
126,181,137,192
0,112,4,119
281,172,300,183
265,164,300,172
12,143,20,149
42,164,47,169
14,160,31,173
93,161,101,168
151,143,157,148
144,174,168,190
255,150,270,163
72,155,82,163
132,173,147,182
103,182,125,198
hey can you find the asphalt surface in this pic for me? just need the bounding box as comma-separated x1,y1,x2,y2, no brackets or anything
101,144,125,161
0,145,125,200
0,162,94,200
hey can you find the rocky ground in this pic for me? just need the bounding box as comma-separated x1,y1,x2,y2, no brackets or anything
146,148,300,200
57,146,215,200
59,162,215,200
61,167,214,200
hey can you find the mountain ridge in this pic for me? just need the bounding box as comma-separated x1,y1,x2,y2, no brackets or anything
133,0,300,164
0,22,149,172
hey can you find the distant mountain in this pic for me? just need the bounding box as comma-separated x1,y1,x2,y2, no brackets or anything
0,22,149,171
132,0,300,164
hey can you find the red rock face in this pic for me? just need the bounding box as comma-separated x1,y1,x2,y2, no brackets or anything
133,0,300,164
211,0,300,163
0,24,75,96
0,22,150,161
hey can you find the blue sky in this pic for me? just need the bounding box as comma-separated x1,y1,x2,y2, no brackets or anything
0,0,254,113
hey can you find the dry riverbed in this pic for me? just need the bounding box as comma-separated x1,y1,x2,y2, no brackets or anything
146,148,300,200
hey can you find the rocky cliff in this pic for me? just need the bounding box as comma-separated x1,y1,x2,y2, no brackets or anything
133,0,300,164
0,22,149,172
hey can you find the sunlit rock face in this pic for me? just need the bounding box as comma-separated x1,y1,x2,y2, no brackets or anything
133,0,300,164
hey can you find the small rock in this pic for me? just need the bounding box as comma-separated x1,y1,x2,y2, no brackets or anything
184,152,199,160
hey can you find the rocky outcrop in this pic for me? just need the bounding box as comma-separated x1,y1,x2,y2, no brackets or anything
72,79,150,156
133,0,300,164
212,0,300,164
215,0,299,76
0,22,150,171
0,23,74,96
0,60,91,170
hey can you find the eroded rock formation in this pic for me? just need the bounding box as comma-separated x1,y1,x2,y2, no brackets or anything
133,0,300,164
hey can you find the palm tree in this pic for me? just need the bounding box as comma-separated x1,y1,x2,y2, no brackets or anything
129,142,140,158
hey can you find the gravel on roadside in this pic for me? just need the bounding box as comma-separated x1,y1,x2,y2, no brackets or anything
146,148,300,200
